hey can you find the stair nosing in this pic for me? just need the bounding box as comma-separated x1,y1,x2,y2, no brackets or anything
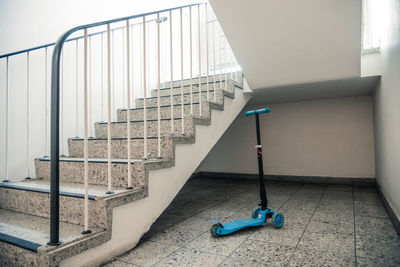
0,183,96,200
136,89,217,100
119,102,201,111
0,232,41,252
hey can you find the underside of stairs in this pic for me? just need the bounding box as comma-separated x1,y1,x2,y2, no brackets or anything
0,73,250,266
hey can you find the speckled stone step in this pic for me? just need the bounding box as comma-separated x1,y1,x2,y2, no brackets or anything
0,208,108,266
94,116,203,139
135,89,223,108
117,101,217,122
68,137,177,159
35,158,172,188
150,79,238,97
160,71,242,89
0,180,146,229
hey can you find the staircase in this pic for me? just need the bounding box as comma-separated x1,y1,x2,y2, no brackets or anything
0,71,249,266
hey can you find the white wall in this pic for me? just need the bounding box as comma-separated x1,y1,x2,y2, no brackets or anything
209,0,362,89
197,96,375,178
373,0,400,219
0,0,201,55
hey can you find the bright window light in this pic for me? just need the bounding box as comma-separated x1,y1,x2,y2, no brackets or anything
362,0,384,51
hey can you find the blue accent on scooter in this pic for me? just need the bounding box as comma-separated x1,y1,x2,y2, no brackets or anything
211,209,276,237
245,107,271,116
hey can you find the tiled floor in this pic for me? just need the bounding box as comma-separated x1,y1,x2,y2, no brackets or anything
103,178,400,266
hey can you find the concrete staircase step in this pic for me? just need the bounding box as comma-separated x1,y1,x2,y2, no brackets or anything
159,72,242,89
94,116,202,139
68,137,177,160
150,79,238,97
0,179,146,229
135,89,223,108
35,158,172,188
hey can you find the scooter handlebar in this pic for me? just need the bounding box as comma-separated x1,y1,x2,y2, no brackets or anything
245,107,271,116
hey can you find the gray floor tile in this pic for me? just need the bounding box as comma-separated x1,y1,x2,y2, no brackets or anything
187,232,246,256
117,241,179,266
297,221,355,256
147,225,202,246
354,201,388,218
102,259,139,267
231,239,295,265
289,247,355,266
248,219,307,246
219,257,267,266
153,247,226,267
357,256,400,267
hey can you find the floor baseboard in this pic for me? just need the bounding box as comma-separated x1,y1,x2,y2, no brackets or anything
376,185,400,236
194,171,375,186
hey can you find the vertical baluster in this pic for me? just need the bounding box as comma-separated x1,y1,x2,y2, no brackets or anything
106,24,113,194
180,9,185,135
189,7,193,115
224,39,228,91
212,19,216,99
112,30,116,121
45,47,49,156
82,29,91,234
60,50,64,157
101,33,104,122
157,13,162,158
122,28,125,108
26,52,30,178
198,5,202,117
75,40,79,138
205,3,209,102
4,57,9,182
219,26,223,84
89,36,93,137
143,16,148,159
126,20,133,189
169,11,174,135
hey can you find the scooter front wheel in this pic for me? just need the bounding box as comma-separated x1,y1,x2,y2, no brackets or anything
210,224,220,237
252,206,261,219
271,212,284,229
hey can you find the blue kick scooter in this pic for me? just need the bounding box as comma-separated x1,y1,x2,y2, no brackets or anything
210,107,284,237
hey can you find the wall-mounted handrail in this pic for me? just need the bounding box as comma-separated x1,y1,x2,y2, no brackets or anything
0,17,167,60
48,2,202,246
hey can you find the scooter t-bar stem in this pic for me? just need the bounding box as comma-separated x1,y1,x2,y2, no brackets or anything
254,113,268,210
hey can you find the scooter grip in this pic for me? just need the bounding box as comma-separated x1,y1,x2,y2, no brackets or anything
245,107,271,116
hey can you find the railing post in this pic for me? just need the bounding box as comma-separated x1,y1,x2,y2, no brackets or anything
60,50,64,157
49,36,62,248
88,36,93,138
82,29,91,235
212,18,216,98
101,33,104,122
106,24,114,195
180,8,185,135
126,20,133,189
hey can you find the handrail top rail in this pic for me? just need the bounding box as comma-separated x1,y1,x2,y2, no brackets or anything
0,2,202,59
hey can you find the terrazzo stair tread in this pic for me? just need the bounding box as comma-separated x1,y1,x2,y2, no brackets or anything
35,157,174,187
68,136,175,159
159,72,243,89
94,117,199,139
135,89,224,108
0,179,129,198
117,102,204,122
0,179,147,229
117,99,224,122
0,209,103,252
150,79,241,97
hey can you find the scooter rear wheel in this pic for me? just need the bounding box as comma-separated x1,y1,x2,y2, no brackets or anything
271,212,284,228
